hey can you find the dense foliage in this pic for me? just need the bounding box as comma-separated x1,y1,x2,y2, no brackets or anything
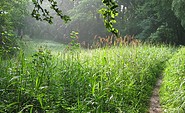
0,0,29,57
28,0,185,45
160,47,185,112
116,0,185,44
1,0,185,45
0,41,172,112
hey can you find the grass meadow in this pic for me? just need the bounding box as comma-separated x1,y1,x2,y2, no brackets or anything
0,39,184,112
160,47,185,113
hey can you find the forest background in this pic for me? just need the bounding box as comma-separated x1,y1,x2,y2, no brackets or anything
1,0,185,46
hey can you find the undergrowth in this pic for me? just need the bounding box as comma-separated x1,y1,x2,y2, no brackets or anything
160,47,185,113
0,43,172,112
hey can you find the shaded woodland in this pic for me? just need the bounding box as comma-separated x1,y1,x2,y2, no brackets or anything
1,0,185,46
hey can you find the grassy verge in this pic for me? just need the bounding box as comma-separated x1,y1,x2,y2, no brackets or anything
0,43,172,112
16,38,66,57
160,47,185,113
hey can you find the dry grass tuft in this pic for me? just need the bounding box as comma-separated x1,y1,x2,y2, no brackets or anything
90,34,140,48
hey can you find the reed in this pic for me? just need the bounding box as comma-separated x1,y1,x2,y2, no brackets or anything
0,41,173,112
160,47,185,113
86,34,141,48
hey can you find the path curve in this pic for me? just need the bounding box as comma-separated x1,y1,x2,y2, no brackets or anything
149,76,162,113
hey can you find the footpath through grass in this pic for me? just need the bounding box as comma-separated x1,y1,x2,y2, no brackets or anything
0,40,173,112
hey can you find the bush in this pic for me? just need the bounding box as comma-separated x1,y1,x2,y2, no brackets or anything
0,32,19,59
148,24,177,44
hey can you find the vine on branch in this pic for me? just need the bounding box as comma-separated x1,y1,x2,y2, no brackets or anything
99,0,119,36
31,0,71,24
31,0,119,35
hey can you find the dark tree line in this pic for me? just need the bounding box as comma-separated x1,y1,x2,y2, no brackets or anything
116,0,185,44
1,0,185,45
30,0,185,45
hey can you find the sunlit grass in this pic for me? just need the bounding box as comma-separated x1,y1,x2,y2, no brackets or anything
0,39,174,112
17,39,66,57
160,47,185,113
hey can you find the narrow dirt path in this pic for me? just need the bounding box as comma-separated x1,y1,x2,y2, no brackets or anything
149,76,162,113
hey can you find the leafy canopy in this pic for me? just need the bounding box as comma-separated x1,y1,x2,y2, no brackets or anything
31,0,119,35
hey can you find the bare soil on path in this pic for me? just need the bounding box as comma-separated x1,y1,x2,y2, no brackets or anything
149,76,163,113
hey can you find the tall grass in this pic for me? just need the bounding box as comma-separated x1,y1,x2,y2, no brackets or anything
0,43,172,112
160,47,185,113
16,38,66,57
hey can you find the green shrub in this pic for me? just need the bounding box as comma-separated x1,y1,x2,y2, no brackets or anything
0,32,19,59
148,24,177,44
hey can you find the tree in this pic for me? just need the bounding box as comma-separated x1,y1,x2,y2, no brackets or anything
115,0,185,44
64,0,109,42
0,0,29,57
172,0,185,28
0,0,29,36
31,0,119,35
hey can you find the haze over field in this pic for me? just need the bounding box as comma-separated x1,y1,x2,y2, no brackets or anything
1,0,185,113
